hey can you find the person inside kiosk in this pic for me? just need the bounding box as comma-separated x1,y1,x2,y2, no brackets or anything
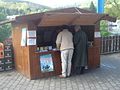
56,25,74,78
72,25,88,75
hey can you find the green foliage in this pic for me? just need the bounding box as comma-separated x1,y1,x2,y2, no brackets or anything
0,0,50,42
0,13,6,20
105,0,120,19
0,0,51,16
100,0,120,37
89,1,96,12
0,13,11,42
100,21,111,37
0,24,11,42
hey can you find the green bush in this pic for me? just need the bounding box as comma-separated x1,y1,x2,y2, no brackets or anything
0,13,11,42
100,20,111,37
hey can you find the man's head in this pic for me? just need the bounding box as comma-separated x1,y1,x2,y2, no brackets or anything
74,25,81,32
62,25,69,29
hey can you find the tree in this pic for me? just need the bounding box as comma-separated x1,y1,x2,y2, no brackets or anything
89,1,96,12
100,20,111,37
0,13,11,42
99,0,120,37
0,13,6,20
105,0,120,19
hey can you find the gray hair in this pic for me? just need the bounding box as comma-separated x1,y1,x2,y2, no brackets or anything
74,25,81,30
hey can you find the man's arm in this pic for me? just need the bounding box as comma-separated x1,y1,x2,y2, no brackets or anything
56,32,62,50
73,33,79,46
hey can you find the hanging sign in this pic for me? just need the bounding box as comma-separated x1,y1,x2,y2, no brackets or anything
94,32,101,38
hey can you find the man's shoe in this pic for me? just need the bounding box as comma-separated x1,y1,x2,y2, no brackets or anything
67,75,71,78
80,67,84,74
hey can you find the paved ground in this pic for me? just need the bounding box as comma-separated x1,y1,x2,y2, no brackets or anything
0,53,120,90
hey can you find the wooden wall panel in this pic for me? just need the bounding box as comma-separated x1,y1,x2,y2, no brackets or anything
88,47,100,69
88,47,94,68
27,22,38,79
12,23,31,78
28,50,61,79
93,23,100,68
88,23,100,69
94,38,101,47
94,23,101,47
28,46,39,79
93,47,100,68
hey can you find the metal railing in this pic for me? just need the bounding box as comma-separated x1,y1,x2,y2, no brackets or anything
101,35,120,54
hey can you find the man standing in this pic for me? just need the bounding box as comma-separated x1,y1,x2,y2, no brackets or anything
73,25,88,74
56,26,74,78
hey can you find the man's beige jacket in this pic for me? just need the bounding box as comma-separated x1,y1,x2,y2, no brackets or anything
56,29,74,51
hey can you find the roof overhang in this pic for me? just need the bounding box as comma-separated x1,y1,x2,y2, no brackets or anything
0,19,15,25
0,7,117,26
38,13,116,26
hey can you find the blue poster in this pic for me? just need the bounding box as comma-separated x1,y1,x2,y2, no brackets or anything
40,54,54,72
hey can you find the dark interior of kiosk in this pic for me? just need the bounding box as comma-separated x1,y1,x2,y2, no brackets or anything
36,25,94,49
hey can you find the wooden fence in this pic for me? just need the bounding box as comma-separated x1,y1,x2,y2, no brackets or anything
101,35,120,54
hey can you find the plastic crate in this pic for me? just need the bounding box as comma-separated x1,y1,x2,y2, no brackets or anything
4,51,12,58
0,65,5,71
4,49,12,52
4,64,13,71
4,45,12,50
4,58,13,64
0,59,5,65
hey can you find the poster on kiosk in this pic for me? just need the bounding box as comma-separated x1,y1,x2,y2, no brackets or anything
40,54,54,73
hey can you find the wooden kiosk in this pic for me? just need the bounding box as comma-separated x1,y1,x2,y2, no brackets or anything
10,8,116,79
